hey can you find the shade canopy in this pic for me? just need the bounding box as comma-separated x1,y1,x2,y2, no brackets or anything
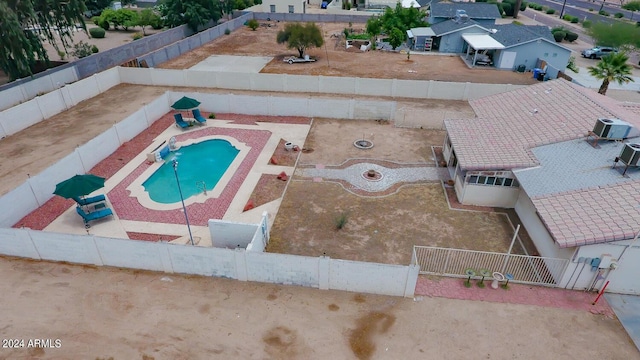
171,96,201,111
53,174,106,199
462,34,505,50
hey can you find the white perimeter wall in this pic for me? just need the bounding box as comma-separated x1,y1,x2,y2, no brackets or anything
0,66,78,112
209,220,258,248
120,67,523,102
0,68,120,139
0,228,419,298
572,241,640,295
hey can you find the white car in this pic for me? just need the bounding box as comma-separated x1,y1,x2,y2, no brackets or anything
283,55,316,64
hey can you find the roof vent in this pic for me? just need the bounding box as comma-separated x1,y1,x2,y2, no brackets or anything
592,118,632,140
454,9,469,23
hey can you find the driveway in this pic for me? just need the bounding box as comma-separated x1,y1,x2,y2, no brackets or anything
605,293,640,353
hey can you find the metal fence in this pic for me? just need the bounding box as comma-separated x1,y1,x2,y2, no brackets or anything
412,246,569,287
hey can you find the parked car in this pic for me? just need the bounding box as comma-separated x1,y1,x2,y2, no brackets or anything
283,55,316,64
581,46,617,59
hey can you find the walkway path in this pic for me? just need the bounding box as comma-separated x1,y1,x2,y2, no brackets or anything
296,159,450,195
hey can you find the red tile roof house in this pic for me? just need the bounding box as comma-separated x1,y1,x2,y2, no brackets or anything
442,79,640,295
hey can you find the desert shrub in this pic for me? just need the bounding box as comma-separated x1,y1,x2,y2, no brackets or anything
247,19,259,30
513,20,523,25
564,31,579,42
132,32,143,40
335,212,349,230
599,10,609,16
546,8,555,14
562,14,572,20
71,41,94,58
570,16,579,23
57,50,66,60
588,8,593,11
583,20,592,28
99,19,110,30
553,31,566,42
208,113,216,119
92,16,100,25
527,2,535,7
224,28,231,35
89,27,105,38
91,45,99,53
615,12,624,18
534,4,543,10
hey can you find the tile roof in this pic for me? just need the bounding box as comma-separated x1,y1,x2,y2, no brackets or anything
445,79,640,171
513,139,640,248
430,19,484,36
489,24,555,47
532,182,640,248
430,2,502,19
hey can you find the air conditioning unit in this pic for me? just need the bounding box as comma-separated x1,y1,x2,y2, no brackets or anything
619,143,640,166
593,118,632,139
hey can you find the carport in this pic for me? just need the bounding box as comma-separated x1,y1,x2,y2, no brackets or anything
462,33,505,67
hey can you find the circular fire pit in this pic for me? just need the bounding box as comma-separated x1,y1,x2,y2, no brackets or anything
354,139,374,149
361,169,383,181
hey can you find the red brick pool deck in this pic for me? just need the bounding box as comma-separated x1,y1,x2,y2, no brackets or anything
416,276,614,317
14,113,310,237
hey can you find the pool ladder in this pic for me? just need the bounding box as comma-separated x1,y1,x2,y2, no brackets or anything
196,181,207,195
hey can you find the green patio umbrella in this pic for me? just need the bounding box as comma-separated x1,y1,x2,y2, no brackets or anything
171,96,201,111
53,174,106,199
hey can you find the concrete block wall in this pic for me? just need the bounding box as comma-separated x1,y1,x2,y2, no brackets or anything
0,65,78,112
252,12,370,23
208,219,258,248
0,228,418,297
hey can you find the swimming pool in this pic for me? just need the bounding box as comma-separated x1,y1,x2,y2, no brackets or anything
142,139,240,204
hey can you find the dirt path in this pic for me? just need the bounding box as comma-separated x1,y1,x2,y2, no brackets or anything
0,257,636,360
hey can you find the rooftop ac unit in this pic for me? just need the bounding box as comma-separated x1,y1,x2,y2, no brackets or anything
619,143,640,166
593,118,632,139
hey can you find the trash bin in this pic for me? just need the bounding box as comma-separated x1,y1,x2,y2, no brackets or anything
532,68,541,79
517,64,526,73
537,72,546,81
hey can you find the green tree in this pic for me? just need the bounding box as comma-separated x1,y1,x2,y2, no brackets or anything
160,0,222,32
276,22,324,58
367,2,427,49
587,22,640,52
117,9,139,30
387,27,405,50
0,0,87,80
588,53,634,95
84,0,113,14
622,0,640,21
365,15,382,39
247,19,259,31
137,9,160,35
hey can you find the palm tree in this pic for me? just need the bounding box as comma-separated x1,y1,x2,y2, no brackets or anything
588,52,634,95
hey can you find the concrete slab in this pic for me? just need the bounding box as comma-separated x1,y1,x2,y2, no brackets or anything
605,293,640,353
189,55,273,73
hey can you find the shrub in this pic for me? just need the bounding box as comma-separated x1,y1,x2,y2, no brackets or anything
551,26,566,33
247,19,259,31
335,211,349,230
502,2,513,16
583,20,592,28
588,8,593,11
534,4,543,10
562,14,572,21
224,28,231,35
208,113,216,119
565,31,579,42
553,31,566,42
91,45,99,53
92,16,100,26
99,19,110,30
89,27,105,38
599,10,609,16
570,16,579,23
546,8,555,14
615,12,624,18
132,32,143,40
513,20,523,25
527,2,535,7
71,41,94,58
57,50,66,60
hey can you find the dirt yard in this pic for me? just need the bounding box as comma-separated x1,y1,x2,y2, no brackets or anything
159,22,539,85
0,256,637,360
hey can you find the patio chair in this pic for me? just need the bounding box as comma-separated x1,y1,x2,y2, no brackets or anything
174,113,190,129
72,194,106,207
192,109,207,125
76,206,113,228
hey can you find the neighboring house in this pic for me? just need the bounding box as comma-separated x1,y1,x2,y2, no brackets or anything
263,0,306,13
429,19,489,53
489,24,571,77
442,79,640,294
428,1,502,27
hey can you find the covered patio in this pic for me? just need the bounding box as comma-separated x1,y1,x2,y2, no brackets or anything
461,33,505,68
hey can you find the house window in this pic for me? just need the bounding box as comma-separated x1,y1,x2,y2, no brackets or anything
270,4,276,12
467,175,519,188
553,53,558,57
288,5,294,12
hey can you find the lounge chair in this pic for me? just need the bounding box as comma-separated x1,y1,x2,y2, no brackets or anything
73,194,106,206
192,109,207,124
174,113,190,129
76,206,113,228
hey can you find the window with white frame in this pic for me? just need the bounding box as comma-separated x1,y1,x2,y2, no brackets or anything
289,5,294,12
270,4,276,12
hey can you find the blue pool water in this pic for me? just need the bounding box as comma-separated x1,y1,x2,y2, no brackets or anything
143,139,239,204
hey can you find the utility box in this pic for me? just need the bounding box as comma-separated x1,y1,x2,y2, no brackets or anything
599,254,613,269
